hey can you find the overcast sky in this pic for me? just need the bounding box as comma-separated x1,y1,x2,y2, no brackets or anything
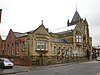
0,0,100,46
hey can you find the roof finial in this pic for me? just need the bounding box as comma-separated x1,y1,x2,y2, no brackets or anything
41,20,43,25
76,3,77,11
76,3,77,10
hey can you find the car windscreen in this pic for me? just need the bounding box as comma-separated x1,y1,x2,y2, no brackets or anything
4,59,10,62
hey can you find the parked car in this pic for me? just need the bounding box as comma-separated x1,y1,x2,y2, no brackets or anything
0,58,14,69
96,56,100,61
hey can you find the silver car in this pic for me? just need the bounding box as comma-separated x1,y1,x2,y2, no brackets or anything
96,56,100,61
0,58,14,69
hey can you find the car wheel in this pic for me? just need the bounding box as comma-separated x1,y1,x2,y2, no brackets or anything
1,63,5,69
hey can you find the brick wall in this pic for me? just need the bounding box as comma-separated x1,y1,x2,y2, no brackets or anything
11,58,32,66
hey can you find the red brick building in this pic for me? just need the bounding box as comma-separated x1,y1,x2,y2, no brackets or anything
92,46,100,59
4,29,28,57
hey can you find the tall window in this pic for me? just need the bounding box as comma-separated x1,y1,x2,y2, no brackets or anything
37,41,41,50
37,40,45,50
11,44,14,55
70,47,72,55
54,46,56,55
41,41,45,50
23,41,28,50
67,47,70,55
7,44,10,55
16,42,19,54
58,47,61,55
76,35,82,42
62,47,65,57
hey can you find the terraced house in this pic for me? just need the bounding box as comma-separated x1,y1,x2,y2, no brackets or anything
0,10,92,65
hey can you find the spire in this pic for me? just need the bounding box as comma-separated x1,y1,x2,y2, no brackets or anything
71,9,81,23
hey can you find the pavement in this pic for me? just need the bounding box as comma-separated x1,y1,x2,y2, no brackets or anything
0,60,91,75
0,66,32,75
0,63,75,75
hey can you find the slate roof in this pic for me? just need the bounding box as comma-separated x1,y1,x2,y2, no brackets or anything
93,46,100,50
52,38,68,44
71,10,81,22
56,25,76,35
14,32,27,38
67,24,76,30
57,30,72,34
26,30,35,34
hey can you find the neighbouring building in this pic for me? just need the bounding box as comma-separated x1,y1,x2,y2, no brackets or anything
0,10,92,65
92,46,100,59
0,36,3,55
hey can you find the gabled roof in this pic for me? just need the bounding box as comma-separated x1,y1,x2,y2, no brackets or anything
71,10,81,22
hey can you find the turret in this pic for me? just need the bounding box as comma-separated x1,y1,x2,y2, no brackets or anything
69,9,81,25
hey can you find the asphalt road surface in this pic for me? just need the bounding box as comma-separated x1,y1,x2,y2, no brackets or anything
1,61,100,75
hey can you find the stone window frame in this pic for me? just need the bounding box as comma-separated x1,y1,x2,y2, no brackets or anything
36,40,47,51
54,46,56,55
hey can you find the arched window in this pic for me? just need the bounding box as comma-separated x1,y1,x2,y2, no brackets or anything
58,47,61,55
67,47,70,55
62,47,66,57
54,46,56,55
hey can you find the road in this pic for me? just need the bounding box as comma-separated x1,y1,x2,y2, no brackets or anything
1,61,100,75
